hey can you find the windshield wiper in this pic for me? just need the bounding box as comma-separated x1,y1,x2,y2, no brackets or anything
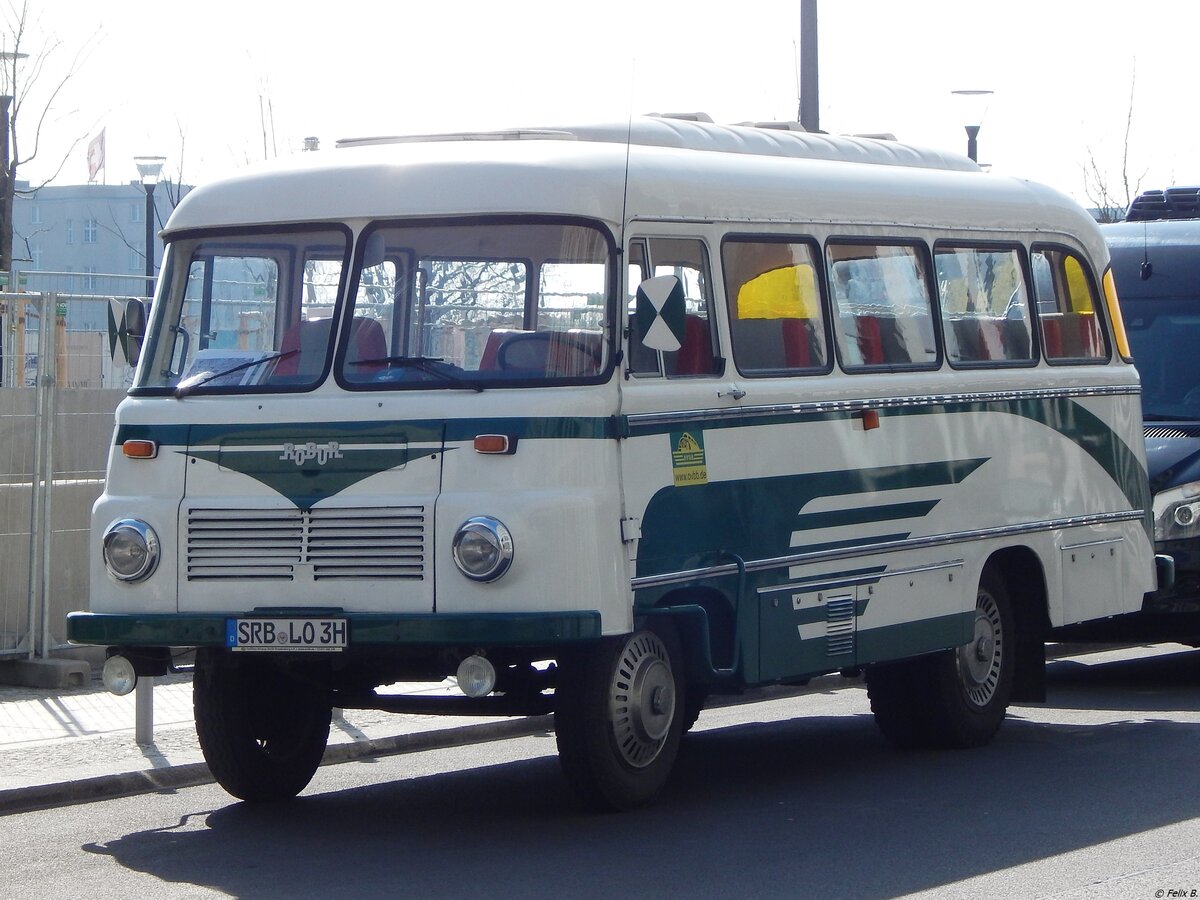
356,356,485,392
174,349,297,398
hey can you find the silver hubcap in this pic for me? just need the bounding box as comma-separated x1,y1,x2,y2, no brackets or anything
608,632,676,768
957,588,1003,708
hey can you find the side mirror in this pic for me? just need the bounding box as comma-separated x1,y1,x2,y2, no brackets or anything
635,274,687,352
112,301,147,367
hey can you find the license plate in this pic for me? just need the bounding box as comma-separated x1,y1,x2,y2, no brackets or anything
227,617,348,652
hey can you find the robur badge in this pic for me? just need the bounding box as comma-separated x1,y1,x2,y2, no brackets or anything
279,441,343,466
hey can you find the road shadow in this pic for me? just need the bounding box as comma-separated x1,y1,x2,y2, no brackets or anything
1041,646,1200,712
81,703,1200,899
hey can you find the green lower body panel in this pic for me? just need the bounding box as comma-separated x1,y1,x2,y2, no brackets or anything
66,610,603,648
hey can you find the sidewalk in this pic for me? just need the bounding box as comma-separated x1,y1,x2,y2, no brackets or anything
0,642,1141,816
0,671,553,815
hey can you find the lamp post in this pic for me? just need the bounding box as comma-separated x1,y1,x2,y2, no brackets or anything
134,155,165,298
950,89,994,163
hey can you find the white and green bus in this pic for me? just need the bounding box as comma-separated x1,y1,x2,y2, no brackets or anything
69,116,1159,810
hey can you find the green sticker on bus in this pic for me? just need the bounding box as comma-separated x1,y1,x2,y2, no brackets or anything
671,430,708,486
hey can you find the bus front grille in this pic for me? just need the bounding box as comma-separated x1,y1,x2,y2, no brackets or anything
186,506,426,581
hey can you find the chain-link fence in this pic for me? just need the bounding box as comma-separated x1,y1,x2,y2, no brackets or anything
0,271,142,659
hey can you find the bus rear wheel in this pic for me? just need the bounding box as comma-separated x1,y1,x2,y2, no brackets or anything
194,649,332,802
555,628,685,811
868,567,1015,749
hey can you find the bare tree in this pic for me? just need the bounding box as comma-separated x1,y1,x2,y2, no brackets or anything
1082,67,1146,223
1,0,99,271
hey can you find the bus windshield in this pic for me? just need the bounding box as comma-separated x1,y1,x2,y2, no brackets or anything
137,219,612,393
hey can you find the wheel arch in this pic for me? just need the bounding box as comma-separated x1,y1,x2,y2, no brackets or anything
985,545,1050,703
640,585,739,684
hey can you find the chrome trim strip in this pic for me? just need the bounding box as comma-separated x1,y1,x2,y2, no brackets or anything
756,558,965,596
625,385,1141,430
1060,537,1124,552
630,509,1145,591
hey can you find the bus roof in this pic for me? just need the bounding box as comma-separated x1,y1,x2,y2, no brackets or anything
165,117,1101,255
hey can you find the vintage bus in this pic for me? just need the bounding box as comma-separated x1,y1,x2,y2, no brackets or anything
68,116,1158,810
1103,188,1200,634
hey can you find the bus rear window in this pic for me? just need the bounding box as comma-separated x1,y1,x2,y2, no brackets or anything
1031,248,1108,361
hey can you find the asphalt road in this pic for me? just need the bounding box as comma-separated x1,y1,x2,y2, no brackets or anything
5,643,1200,899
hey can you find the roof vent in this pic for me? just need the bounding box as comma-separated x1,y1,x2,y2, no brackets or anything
737,121,810,133
648,112,715,123
1126,187,1200,222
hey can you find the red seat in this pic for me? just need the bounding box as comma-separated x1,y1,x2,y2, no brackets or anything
345,317,387,376
274,318,333,378
856,315,884,364
674,315,715,375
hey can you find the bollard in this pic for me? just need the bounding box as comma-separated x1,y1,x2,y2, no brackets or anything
135,675,155,744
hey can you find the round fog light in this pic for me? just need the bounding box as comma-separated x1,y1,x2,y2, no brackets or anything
456,655,497,698
103,655,138,696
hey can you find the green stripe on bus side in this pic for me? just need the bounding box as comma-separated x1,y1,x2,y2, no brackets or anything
634,458,986,582
66,610,602,647
794,500,940,532
115,416,620,447
855,611,976,664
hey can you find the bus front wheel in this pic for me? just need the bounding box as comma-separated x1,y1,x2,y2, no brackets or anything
194,649,332,802
554,628,685,811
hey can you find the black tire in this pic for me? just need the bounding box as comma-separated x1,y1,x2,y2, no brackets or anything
555,627,686,811
868,567,1016,749
193,649,332,802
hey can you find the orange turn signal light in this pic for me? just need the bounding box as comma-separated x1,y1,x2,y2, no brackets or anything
856,409,880,431
473,434,516,455
122,439,158,459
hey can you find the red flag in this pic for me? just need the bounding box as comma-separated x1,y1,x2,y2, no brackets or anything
87,129,105,182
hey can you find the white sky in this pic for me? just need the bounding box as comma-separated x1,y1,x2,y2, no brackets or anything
12,0,1199,209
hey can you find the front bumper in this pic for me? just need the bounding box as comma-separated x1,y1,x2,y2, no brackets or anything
67,610,602,648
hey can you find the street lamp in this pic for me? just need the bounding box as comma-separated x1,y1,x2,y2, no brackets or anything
134,155,165,298
950,89,994,163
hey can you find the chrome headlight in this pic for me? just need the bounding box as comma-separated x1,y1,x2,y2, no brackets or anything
1153,481,1200,542
102,518,160,582
452,516,514,582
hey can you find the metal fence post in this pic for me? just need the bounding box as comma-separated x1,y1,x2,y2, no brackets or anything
39,294,58,659
25,292,48,660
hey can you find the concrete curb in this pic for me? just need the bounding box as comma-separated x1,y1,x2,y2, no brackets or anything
0,714,556,817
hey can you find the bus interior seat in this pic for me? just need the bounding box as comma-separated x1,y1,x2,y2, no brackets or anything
478,329,535,371
855,315,885,364
734,318,816,370
673,314,716,375
274,317,334,378
546,329,602,377
344,317,388,376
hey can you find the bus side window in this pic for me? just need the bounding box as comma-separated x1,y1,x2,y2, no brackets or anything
827,242,938,369
628,237,722,378
935,245,1034,365
1031,247,1108,361
722,237,828,374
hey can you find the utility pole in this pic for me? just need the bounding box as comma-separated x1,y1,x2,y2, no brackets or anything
799,0,819,132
